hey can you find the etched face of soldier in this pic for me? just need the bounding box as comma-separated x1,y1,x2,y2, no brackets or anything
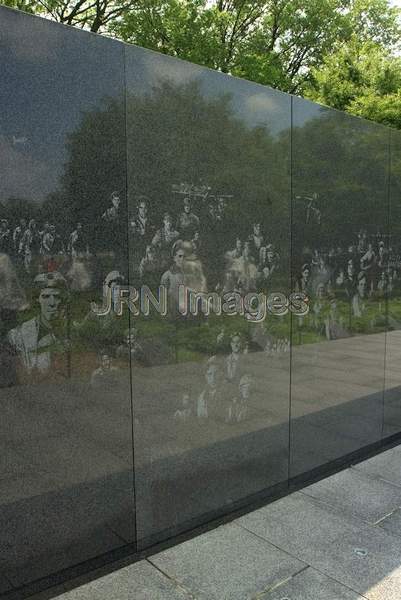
205,363,218,387
101,353,112,370
145,245,155,260
111,192,120,209
358,274,367,298
138,200,147,218
163,213,172,230
301,264,310,280
39,287,62,323
230,334,241,354
347,259,355,277
125,328,138,347
243,242,251,260
183,198,191,214
267,247,275,262
173,247,185,268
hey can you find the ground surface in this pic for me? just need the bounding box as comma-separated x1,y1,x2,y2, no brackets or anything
48,443,401,600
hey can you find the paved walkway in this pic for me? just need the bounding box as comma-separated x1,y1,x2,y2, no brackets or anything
47,443,401,600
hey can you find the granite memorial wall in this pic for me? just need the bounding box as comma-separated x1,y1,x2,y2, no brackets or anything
0,4,400,594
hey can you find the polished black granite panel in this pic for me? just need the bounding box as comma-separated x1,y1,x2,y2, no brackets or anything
383,130,401,437
124,46,292,547
0,5,134,587
1,3,400,595
290,97,390,477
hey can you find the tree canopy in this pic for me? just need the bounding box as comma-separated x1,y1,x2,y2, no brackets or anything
4,0,401,127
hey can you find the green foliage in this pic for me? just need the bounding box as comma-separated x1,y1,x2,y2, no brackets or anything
306,36,401,128
5,0,401,128
110,0,400,95
2,0,37,13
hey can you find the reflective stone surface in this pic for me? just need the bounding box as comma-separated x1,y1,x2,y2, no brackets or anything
1,3,401,594
0,5,134,588
290,98,390,477
125,47,292,548
384,130,401,437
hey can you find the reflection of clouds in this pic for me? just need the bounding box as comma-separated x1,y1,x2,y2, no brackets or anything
130,46,291,133
0,136,59,201
239,90,290,132
246,93,279,115
136,49,200,88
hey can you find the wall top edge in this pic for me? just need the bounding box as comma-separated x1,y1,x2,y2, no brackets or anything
1,2,400,136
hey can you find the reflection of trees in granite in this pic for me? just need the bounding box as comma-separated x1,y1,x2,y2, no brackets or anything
50,81,289,256
292,111,389,255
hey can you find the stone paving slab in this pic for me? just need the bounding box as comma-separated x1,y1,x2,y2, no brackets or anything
301,468,401,523
236,491,367,563
352,445,401,487
150,523,306,600
43,444,401,600
304,526,401,600
53,561,193,600
262,566,365,599
378,508,401,539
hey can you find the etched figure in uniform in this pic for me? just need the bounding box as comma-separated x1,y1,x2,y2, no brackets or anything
91,350,119,389
226,374,252,423
197,357,221,420
161,243,186,315
8,272,68,377
19,219,40,273
225,333,244,383
176,197,200,240
0,220,11,255
0,253,28,387
68,222,89,258
174,393,192,422
152,213,179,267
352,272,368,317
102,191,121,222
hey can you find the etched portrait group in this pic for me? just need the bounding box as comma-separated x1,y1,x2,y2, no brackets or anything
0,184,399,427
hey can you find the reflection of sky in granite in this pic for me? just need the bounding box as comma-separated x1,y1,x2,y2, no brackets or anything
124,46,291,134
0,7,330,205
0,7,123,203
